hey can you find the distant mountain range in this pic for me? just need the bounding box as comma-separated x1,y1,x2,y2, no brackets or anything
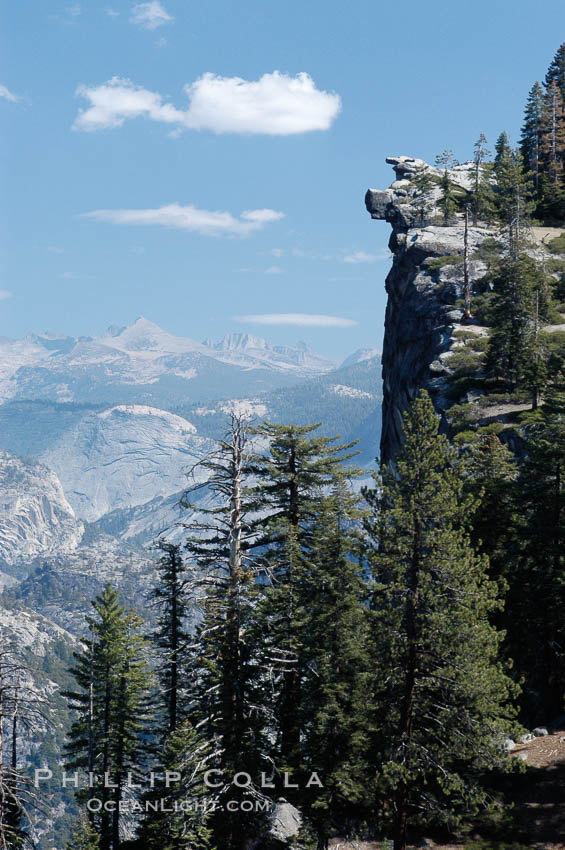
0,318,348,406
0,317,381,531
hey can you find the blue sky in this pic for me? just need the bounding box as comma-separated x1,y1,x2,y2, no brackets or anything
2,0,565,358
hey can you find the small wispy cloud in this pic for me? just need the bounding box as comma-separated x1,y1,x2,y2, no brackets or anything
264,266,284,275
81,204,285,238
343,250,386,264
0,84,19,103
290,248,333,260
0,290,12,301
106,7,120,16
67,3,82,17
328,276,361,282
130,1,173,30
61,271,75,279
47,246,64,254
234,313,357,328
73,72,340,135
270,248,284,258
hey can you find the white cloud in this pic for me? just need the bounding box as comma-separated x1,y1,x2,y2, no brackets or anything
183,71,340,134
130,2,173,29
0,85,19,103
61,271,75,279
67,4,81,16
270,248,284,258
81,204,285,238
0,290,12,301
73,72,341,135
234,313,357,328
73,77,184,131
343,250,385,264
106,7,120,16
264,265,283,275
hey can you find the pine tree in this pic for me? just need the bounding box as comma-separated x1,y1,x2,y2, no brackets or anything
136,722,213,850
294,483,372,848
508,395,565,718
493,140,533,252
149,542,191,735
434,150,458,225
520,83,545,197
411,165,436,225
365,391,517,850
249,422,360,768
65,585,151,850
544,41,565,101
470,133,495,224
65,812,100,850
486,253,542,390
539,80,565,220
250,421,359,538
463,434,518,573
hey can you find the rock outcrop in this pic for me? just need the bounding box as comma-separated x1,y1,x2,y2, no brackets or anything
0,451,84,564
366,157,493,462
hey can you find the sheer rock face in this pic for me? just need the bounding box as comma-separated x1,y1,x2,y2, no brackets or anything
366,157,492,463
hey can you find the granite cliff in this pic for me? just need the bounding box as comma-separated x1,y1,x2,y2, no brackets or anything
366,155,565,461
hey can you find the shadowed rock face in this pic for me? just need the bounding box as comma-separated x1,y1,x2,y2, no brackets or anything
366,157,492,463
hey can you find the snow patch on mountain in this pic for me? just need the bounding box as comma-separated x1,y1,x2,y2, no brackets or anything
331,384,374,399
203,332,336,373
340,348,381,369
219,398,268,418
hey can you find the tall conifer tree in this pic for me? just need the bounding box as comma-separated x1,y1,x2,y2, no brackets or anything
365,392,516,850
249,422,359,767
544,41,565,101
65,585,151,850
520,82,545,196
150,542,191,736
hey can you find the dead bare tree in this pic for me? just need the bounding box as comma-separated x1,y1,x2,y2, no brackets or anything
0,635,49,848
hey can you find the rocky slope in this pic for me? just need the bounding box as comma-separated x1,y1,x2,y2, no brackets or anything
40,404,210,521
0,452,84,563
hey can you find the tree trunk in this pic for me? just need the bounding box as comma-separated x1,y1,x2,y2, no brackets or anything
463,205,472,319
393,520,421,850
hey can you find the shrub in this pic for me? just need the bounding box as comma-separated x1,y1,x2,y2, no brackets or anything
469,292,498,324
447,348,485,376
476,422,505,436
473,237,503,264
453,329,477,341
546,232,565,254
454,429,479,447
445,376,487,401
447,402,482,433
467,335,490,352
480,392,530,406
427,254,464,271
